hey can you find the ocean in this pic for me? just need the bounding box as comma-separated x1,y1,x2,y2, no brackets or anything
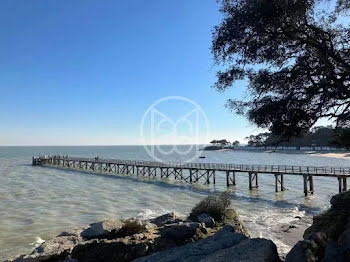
1,146,349,260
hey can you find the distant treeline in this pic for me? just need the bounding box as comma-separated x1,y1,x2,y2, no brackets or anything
246,126,350,149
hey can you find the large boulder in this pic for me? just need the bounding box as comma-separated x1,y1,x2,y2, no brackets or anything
135,225,279,262
201,238,281,262
160,222,204,242
10,235,81,261
330,191,350,209
71,237,152,262
81,219,124,240
323,241,344,262
198,213,215,228
150,212,184,227
222,208,249,236
287,190,350,262
285,232,327,262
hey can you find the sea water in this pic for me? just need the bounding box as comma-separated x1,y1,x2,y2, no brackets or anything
1,146,349,260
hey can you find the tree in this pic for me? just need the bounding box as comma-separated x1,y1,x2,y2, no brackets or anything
212,0,350,140
246,133,269,146
332,128,350,149
210,140,218,145
232,140,240,147
218,139,230,145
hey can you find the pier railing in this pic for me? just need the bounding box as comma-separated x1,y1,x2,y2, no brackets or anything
33,155,350,196
36,155,350,176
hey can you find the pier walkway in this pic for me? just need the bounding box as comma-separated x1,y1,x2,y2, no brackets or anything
32,155,350,196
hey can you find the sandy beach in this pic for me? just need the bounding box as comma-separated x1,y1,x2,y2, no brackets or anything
307,152,350,159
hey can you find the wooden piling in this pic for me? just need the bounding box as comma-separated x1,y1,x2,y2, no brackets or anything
309,175,314,194
249,172,253,190
232,172,236,185
275,174,278,192
303,175,308,196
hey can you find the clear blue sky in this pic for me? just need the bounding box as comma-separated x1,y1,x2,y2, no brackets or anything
0,0,257,146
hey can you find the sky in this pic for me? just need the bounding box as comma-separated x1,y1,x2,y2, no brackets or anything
0,0,259,146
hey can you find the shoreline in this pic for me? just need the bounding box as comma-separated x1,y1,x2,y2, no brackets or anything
8,191,350,262
202,147,350,160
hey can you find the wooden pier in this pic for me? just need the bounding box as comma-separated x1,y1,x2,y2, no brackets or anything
32,155,350,196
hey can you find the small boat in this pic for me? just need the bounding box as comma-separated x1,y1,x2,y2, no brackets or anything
199,156,206,159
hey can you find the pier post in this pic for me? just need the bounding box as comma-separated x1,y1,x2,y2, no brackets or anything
309,176,314,194
226,171,229,187
206,170,210,184
303,175,308,196
255,173,258,188
275,174,278,192
249,172,253,190
232,172,236,186
281,175,285,191
338,177,348,193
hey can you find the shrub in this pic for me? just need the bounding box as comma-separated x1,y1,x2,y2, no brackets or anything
189,192,231,222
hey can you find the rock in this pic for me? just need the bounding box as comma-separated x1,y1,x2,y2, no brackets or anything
119,218,145,237
57,227,84,238
150,212,184,227
285,232,327,262
338,228,350,261
330,191,350,208
135,225,278,262
198,213,215,228
323,240,344,262
161,222,202,242
281,224,297,233
222,209,249,236
81,219,124,239
201,238,281,262
10,235,80,261
71,237,154,262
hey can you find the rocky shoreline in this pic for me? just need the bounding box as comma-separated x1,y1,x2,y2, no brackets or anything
8,191,350,262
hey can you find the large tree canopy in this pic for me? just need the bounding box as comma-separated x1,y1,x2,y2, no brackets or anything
212,0,350,139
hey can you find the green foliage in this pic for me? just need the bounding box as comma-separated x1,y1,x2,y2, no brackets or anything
118,219,145,237
189,192,231,221
246,126,350,148
332,128,350,149
212,0,350,140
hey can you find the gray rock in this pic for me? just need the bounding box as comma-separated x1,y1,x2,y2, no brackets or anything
324,240,344,262
198,213,215,228
57,227,84,238
330,191,350,208
135,225,248,262
338,228,350,252
201,238,281,262
71,238,152,262
161,222,201,242
10,235,80,261
81,219,124,239
285,240,316,262
285,233,327,262
150,212,184,227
